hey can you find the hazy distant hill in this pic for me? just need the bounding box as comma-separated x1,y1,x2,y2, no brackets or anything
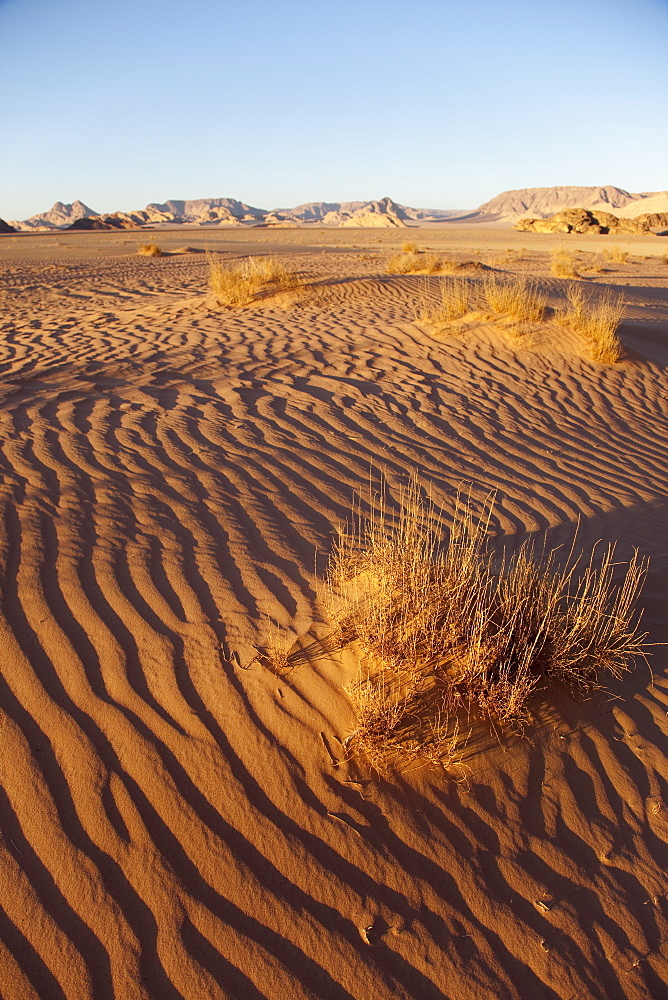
146,198,266,223
473,186,657,222
8,187,667,231
10,200,97,230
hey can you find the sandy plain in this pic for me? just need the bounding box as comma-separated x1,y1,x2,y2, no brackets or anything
0,224,667,1000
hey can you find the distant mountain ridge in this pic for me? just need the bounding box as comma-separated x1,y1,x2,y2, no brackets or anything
474,185,667,222
8,197,467,231
6,186,667,231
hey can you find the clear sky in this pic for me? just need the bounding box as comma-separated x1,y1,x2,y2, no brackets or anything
1,0,667,219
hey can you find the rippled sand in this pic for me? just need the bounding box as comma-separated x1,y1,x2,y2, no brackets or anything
1,228,667,999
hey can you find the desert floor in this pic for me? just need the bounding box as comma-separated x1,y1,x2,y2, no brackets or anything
1,225,667,1000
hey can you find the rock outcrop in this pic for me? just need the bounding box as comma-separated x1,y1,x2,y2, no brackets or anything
635,212,668,229
0,218,17,234
515,208,650,235
10,200,97,231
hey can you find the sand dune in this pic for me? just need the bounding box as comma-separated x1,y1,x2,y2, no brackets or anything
0,230,667,999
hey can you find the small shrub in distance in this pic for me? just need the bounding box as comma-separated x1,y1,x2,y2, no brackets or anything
138,244,161,257
325,477,648,771
603,245,628,264
401,241,418,253
551,248,578,278
388,251,458,275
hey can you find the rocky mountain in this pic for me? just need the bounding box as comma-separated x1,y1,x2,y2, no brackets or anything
0,218,17,234
10,200,97,231
474,186,658,223
8,187,667,231
146,198,264,223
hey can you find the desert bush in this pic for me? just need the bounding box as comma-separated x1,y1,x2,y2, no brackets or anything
388,251,457,275
551,248,578,278
603,245,628,264
138,244,161,257
208,253,297,306
417,277,471,328
483,273,547,323
326,477,647,771
561,285,625,363
401,241,418,253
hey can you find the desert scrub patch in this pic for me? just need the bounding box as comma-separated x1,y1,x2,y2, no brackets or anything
550,247,579,278
603,245,628,264
416,277,471,329
324,477,648,772
208,253,298,306
559,284,625,363
483,272,547,323
387,250,458,275
137,244,162,257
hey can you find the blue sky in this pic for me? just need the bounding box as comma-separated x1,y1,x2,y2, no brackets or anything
1,0,667,219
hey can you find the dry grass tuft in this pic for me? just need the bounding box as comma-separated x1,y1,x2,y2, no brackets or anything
325,478,648,771
603,245,628,264
483,273,547,323
417,277,471,329
401,241,418,253
388,251,459,275
560,285,625,363
208,253,298,306
551,248,578,278
138,244,162,257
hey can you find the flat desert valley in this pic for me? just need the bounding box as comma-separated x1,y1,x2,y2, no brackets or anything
1,224,667,1000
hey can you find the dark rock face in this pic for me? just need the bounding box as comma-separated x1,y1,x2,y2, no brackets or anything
515,208,650,235
0,218,17,234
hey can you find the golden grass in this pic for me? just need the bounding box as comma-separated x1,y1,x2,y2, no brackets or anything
137,244,161,257
401,241,418,253
603,245,628,264
416,277,471,328
483,273,547,323
325,477,648,771
208,253,298,306
388,251,458,275
560,284,625,363
551,248,578,278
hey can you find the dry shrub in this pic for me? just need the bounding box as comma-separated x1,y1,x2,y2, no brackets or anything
483,273,547,323
603,245,628,264
417,277,471,328
388,250,422,273
401,241,418,253
388,251,457,275
561,285,625,363
208,253,297,306
551,248,578,278
325,477,647,771
583,254,605,274
138,244,161,257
